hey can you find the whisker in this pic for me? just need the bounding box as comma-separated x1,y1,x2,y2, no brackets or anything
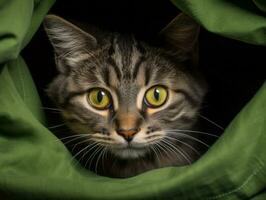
151,141,163,163
70,138,95,152
165,129,219,138
82,143,99,166
166,131,210,148
160,141,184,163
164,135,201,156
41,107,62,112
161,139,192,164
199,114,224,130
150,146,160,164
49,127,70,133
162,139,191,164
155,142,171,160
59,134,88,141
48,134,86,144
90,138,115,145
174,143,193,165
79,142,99,164
95,146,106,174
160,139,180,161
87,145,103,170
63,135,90,145
48,123,66,129
70,141,98,165
101,147,108,174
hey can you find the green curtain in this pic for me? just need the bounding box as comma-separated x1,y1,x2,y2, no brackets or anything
0,0,265,199
172,0,266,46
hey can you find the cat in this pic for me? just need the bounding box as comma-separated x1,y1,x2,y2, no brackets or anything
43,13,207,178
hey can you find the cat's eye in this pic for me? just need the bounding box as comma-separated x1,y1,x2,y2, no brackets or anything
144,85,168,108
87,88,111,110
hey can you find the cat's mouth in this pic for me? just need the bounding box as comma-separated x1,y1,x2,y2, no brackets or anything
111,147,147,159
114,143,146,151
110,143,150,159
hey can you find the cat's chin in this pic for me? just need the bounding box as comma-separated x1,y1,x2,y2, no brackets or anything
111,147,147,159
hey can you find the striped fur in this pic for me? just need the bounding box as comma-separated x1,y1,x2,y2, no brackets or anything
44,14,207,178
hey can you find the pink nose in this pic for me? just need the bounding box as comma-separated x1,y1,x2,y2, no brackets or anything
116,128,140,142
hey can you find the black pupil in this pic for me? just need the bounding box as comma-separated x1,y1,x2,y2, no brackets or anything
154,88,160,101
97,91,104,102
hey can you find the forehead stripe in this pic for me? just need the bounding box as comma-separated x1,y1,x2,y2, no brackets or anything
132,41,146,79
102,66,110,86
132,54,145,79
107,36,122,80
107,57,122,81
144,66,152,86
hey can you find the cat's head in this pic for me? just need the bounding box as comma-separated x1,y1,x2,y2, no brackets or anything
44,14,206,160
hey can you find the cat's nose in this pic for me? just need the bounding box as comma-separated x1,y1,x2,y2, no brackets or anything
116,128,140,142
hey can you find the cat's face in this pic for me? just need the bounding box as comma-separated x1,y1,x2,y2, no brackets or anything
44,14,206,161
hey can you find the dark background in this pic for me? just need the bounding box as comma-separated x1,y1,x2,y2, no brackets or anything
22,0,265,140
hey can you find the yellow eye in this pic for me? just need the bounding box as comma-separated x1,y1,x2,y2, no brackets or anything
87,88,111,110
144,86,168,108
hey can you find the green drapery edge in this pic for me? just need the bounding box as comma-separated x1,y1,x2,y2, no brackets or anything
0,0,265,199
171,0,266,46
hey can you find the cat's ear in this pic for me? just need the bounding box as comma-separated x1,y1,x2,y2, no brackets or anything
159,13,200,65
43,15,97,73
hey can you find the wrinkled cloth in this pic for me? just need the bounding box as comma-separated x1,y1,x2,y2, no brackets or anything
0,0,265,199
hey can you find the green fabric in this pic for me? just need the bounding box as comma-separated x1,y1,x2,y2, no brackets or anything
171,0,266,46
0,0,265,199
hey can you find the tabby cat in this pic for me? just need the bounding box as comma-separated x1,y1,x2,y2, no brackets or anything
44,13,207,178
